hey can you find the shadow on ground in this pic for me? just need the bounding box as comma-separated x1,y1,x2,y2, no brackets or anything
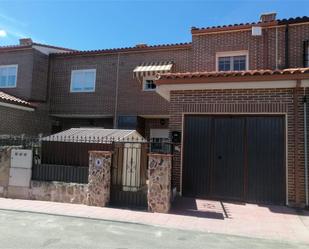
170,197,226,219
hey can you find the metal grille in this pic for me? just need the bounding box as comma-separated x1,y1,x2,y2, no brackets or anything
110,142,149,209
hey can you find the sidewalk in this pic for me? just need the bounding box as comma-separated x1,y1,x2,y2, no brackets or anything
0,197,308,243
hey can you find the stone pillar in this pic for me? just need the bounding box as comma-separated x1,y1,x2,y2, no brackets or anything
147,153,172,213
0,147,13,197
86,151,112,207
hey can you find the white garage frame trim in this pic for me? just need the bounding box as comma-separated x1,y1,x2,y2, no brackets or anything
179,112,289,206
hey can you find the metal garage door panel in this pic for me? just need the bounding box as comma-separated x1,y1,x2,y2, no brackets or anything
246,117,285,205
212,117,245,200
183,116,212,197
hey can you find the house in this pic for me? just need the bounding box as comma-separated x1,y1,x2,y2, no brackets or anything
0,38,73,135
48,43,191,142
155,13,309,207
0,12,309,207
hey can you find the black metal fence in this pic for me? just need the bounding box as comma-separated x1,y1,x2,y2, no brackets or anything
32,135,115,184
0,135,40,149
32,164,89,183
0,135,173,199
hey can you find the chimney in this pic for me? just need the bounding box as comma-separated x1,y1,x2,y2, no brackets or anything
260,12,277,23
19,38,33,46
135,43,148,48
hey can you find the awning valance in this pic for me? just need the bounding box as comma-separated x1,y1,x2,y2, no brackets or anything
133,61,174,78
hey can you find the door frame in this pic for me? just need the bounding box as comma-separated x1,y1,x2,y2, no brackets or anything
180,113,288,205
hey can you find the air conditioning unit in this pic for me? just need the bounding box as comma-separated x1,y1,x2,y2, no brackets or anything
252,26,262,36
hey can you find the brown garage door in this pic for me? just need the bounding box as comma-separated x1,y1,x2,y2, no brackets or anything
182,115,285,205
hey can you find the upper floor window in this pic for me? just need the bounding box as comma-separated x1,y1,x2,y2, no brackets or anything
70,69,96,93
216,51,248,71
143,77,156,91
0,65,18,88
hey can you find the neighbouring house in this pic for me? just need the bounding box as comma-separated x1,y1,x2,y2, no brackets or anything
0,38,74,135
0,12,309,207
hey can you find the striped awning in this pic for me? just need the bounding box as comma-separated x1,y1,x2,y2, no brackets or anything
133,61,174,78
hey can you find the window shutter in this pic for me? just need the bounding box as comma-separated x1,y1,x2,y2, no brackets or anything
304,40,309,67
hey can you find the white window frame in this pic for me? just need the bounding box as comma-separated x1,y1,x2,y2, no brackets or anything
216,51,249,71
70,69,96,93
0,64,18,88
143,76,157,92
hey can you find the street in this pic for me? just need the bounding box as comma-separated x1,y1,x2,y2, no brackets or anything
0,209,308,249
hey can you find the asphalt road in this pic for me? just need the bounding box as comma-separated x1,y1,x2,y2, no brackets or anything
0,209,308,249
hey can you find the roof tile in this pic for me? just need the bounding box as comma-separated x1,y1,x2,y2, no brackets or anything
157,68,309,80
0,91,34,108
192,16,309,34
52,42,192,56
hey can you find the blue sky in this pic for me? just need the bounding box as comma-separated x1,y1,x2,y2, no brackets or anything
0,0,308,50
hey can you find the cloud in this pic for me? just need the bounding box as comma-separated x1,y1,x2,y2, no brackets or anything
0,13,27,27
0,30,7,37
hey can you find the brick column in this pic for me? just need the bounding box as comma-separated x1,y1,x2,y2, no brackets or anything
87,151,112,207
147,153,172,213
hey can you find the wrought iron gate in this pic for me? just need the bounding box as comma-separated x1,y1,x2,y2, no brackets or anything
110,141,148,209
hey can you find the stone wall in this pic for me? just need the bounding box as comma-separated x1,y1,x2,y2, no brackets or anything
30,181,87,204
0,146,20,197
87,151,112,207
148,153,172,213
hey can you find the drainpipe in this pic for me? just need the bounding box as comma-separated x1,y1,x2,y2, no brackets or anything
113,53,120,128
304,88,309,207
285,24,289,68
294,80,301,205
275,27,279,70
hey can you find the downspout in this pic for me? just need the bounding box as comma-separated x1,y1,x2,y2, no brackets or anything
304,88,309,207
46,54,54,133
285,24,289,68
294,80,301,205
113,53,120,128
275,27,279,70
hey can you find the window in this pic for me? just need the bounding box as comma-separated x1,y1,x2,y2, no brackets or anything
143,78,156,91
70,69,96,92
150,129,170,153
218,57,231,71
0,65,18,88
117,116,138,129
216,51,248,71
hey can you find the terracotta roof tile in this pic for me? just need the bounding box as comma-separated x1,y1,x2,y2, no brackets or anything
52,42,192,56
192,16,309,34
0,91,34,108
32,42,76,52
0,42,75,52
157,68,309,80
0,44,32,51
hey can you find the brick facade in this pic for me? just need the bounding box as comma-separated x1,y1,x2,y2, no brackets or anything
0,48,49,101
192,23,309,71
168,87,307,205
49,47,192,118
0,103,51,135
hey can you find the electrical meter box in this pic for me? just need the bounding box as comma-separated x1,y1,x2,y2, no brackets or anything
11,149,33,169
9,149,32,187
